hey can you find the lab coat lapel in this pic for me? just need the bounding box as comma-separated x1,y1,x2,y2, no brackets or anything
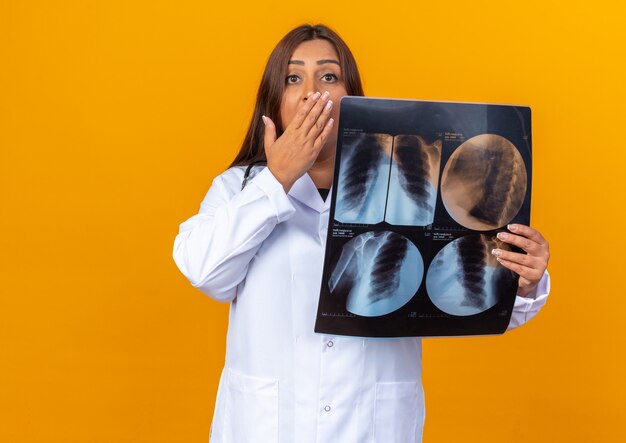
288,173,331,213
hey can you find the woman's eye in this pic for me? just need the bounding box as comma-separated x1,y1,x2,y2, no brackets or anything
322,73,338,82
286,75,300,84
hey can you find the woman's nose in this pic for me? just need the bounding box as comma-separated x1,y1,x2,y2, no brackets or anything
302,78,316,102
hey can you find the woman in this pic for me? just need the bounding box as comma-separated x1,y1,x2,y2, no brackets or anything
173,24,550,443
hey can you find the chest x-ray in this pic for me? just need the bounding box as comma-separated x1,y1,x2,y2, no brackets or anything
316,97,532,338
335,133,392,224
386,135,442,226
328,231,423,317
425,234,517,316
335,133,442,226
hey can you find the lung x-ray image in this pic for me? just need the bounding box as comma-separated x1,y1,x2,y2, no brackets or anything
386,135,442,226
426,234,517,316
328,231,423,317
335,133,392,224
335,133,442,226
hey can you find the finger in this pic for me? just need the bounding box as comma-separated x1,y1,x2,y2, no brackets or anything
496,231,543,255
262,115,277,151
495,256,544,282
290,91,321,129
507,224,548,246
307,98,334,138
312,117,335,152
300,90,331,134
491,248,540,270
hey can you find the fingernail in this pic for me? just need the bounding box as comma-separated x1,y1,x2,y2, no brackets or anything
508,224,517,231
322,91,330,100
311,92,321,100
261,115,267,125
326,100,333,110
497,232,507,240
491,248,501,257
328,118,334,127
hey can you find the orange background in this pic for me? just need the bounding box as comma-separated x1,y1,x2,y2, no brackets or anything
1,1,625,442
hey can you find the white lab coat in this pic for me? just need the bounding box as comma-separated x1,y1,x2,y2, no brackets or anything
173,166,550,443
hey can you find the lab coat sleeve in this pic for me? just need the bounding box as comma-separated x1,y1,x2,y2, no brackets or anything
506,270,550,331
173,167,296,302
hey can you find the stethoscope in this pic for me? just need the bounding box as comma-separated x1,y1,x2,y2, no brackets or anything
241,161,267,190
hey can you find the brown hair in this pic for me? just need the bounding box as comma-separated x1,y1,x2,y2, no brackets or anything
229,24,364,167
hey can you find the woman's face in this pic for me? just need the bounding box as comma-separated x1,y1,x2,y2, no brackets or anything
280,39,348,153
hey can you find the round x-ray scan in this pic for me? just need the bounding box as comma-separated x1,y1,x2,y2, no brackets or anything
441,134,527,230
328,231,422,317
425,234,517,316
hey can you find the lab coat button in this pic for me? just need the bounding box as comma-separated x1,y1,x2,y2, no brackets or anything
323,405,331,412
326,340,334,348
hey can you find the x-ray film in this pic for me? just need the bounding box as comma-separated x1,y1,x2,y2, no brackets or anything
315,97,532,337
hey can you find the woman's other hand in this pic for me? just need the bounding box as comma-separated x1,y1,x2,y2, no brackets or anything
491,224,550,297
262,91,335,192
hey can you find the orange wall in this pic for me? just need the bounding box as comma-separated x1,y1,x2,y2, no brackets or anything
1,1,624,442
